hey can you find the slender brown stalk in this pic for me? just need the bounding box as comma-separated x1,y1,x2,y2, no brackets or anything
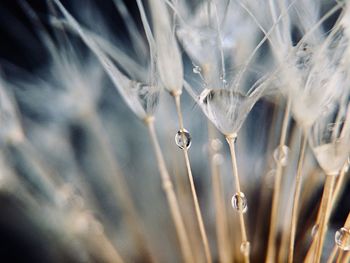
173,93,212,263
305,162,348,263
84,114,156,262
288,131,308,263
145,117,194,263
266,98,291,263
226,134,250,263
327,246,338,263
208,124,231,263
336,251,345,263
85,231,125,263
331,165,349,215
313,174,337,263
211,155,231,263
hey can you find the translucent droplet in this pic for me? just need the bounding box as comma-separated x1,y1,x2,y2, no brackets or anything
335,227,350,251
193,65,202,74
273,145,289,167
240,241,250,256
231,192,247,213
212,153,224,165
344,156,350,173
211,139,223,152
175,129,192,149
311,224,319,237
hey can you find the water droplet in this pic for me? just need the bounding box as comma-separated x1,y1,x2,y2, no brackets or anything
212,153,224,165
231,192,247,213
273,145,289,166
335,227,350,251
175,129,192,149
240,241,250,256
311,224,319,237
344,156,350,173
193,65,202,74
211,139,222,152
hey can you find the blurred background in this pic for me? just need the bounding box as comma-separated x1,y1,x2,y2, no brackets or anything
0,1,349,262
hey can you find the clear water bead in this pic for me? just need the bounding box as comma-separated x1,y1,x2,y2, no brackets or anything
311,224,319,237
211,138,223,152
175,129,192,149
193,65,202,74
335,227,350,251
273,145,289,166
240,241,250,256
231,192,248,213
212,153,224,165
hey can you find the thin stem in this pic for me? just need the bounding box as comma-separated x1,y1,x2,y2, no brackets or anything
335,251,344,263
327,246,338,263
305,162,348,263
328,211,350,263
314,174,337,263
208,124,231,263
86,231,125,263
173,94,212,263
226,135,250,263
212,156,231,263
266,98,291,263
331,164,349,215
288,131,308,263
145,117,194,263
84,114,155,262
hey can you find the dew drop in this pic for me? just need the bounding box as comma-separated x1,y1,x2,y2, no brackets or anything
193,65,202,74
311,224,319,237
273,145,289,166
175,129,192,149
231,192,248,213
212,153,224,165
211,138,223,152
240,241,250,256
335,227,350,251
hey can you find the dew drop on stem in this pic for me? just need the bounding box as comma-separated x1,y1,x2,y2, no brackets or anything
335,227,350,251
175,129,192,149
231,192,247,213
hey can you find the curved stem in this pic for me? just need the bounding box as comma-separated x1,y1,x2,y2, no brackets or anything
145,118,194,263
288,131,308,263
266,98,291,263
226,135,250,263
173,94,212,263
314,174,337,263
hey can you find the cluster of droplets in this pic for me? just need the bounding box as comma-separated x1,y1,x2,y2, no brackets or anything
231,192,248,213
335,227,350,251
175,129,192,149
273,145,290,167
